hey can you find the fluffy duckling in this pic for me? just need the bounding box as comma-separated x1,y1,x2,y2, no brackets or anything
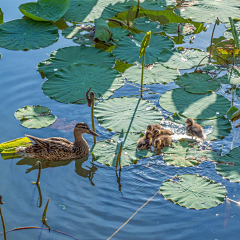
152,129,174,139
154,135,172,150
137,130,152,150
147,124,162,132
186,118,206,140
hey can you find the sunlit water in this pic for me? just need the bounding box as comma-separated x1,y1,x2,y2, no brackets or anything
1,1,240,240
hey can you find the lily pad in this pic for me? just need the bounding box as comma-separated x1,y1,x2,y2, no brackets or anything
42,64,124,104
91,132,155,167
124,64,179,85
94,18,112,43
167,113,231,141
0,137,31,153
112,33,174,65
178,0,240,23
133,17,163,33
94,97,162,132
216,147,240,183
159,88,231,120
158,48,208,70
114,60,133,73
140,0,176,10
160,174,227,209
0,19,59,50
37,46,115,79
175,73,221,94
216,68,240,85
164,23,197,35
14,105,56,129
19,0,69,22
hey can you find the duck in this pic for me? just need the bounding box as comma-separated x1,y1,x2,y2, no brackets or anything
137,130,152,150
186,118,206,140
154,135,172,150
146,124,162,132
152,129,174,140
16,122,99,161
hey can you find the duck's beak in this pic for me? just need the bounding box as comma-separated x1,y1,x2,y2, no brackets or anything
88,129,99,137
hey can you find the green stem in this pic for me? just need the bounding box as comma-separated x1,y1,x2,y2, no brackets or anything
91,92,96,144
209,18,219,62
36,161,41,185
233,44,236,66
141,49,145,99
0,208,7,240
137,0,140,9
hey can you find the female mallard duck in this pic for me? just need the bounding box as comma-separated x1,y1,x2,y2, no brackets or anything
137,130,152,150
147,124,162,132
154,135,172,150
186,118,206,140
16,122,98,160
152,129,174,139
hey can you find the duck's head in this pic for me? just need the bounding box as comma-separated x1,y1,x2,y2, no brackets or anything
154,138,161,148
186,118,194,126
147,124,152,131
145,130,152,139
74,122,99,137
153,129,160,138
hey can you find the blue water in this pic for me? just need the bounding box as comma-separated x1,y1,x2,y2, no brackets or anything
1,1,240,240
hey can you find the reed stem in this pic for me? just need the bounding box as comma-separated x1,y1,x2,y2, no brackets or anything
0,207,7,240
91,92,96,144
209,18,219,62
140,49,145,99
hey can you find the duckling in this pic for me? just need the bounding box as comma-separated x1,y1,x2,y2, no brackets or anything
154,135,172,150
147,124,162,132
186,118,206,140
137,130,152,150
16,122,99,160
152,129,174,139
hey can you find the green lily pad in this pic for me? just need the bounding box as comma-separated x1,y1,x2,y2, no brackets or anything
159,88,231,120
91,132,155,167
0,137,31,153
94,97,162,132
114,60,133,73
133,17,163,33
158,48,209,69
178,0,240,23
224,19,240,40
216,147,240,183
175,73,221,94
162,140,217,167
140,0,176,10
160,174,227,209
124,64,179,85
37,46,115,79
167,113,231,141
14,105,56,129
113,33,174,65
19,0,69,22
164,23,198,35
42,64,124,104
0,19,59,50
94,18,112,43
216,68,240,85
226,106,239,121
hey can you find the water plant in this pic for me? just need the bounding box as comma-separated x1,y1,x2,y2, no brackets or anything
0,207,6,240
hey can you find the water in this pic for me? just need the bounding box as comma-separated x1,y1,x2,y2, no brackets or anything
1,1,240,239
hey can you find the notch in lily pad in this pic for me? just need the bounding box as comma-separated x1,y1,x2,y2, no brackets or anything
14,105,56,129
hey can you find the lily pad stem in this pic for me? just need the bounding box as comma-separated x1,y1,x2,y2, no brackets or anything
91,92,96,144
0,207,7,240
140,49,145,99
209,18,219,61
35,161,41,185
116,143,122,169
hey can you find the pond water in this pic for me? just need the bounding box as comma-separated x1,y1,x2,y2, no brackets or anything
1,1,240,240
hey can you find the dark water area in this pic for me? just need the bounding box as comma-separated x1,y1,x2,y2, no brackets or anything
1,1,240,240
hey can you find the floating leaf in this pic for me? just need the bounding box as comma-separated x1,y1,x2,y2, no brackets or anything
133,17,163,33
113,33,174,65
159,88,231,120
164,23,199,35
175,73,220,94
38,46,115,79
0,137,31,153
14,105,56,129
91,132,155,167
42,65,124,104
226,106,239,120
216,68,240,85
231,109,240,122
94,18,112,43
94,97,162,132
158,48,208,69
19,0,69,22
114,60,133,73
160,174,227,209
140,0,175,11
167,113,231,141
0,19,59,50
178,0,240,23
216,147,240,183
124,64,179,85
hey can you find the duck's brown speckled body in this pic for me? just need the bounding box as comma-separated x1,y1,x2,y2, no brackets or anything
186,118,206,140
152,129,174,139
147,124,162,132
16,122,98,160
137,131,152,150
154,135,172,150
